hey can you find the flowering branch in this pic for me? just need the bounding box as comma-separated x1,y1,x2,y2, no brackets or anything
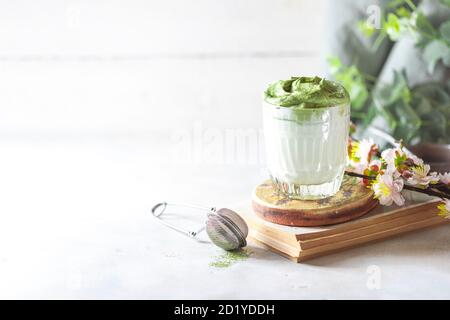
345,171,450,200
347,136,450,219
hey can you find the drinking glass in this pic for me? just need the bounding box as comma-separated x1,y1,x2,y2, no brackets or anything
263,101,350,200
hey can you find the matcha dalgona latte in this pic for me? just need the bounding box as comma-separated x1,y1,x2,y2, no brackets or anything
263,76,350,200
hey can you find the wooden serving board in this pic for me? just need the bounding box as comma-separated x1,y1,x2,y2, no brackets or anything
252,177,378,227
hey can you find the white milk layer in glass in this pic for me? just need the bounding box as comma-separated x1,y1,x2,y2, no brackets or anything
263,102,350,199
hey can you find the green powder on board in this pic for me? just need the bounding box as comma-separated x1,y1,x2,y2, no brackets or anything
209,249,252,268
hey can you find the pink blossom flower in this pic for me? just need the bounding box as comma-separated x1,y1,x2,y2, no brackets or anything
372,173,405,206
439,172,450,185
347,163,367,175
381,148,402,174
407,153,424,166
356,139,377,164
349,139,377,166
381,147,399,163
438,199,450,219
348,140,372,176
407,164,439,187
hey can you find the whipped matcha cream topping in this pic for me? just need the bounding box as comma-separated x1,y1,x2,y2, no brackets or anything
264,76,350,108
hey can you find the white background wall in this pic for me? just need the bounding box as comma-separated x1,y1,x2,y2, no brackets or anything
0,0,326,135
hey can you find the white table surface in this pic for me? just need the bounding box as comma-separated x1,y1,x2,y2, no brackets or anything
1,135,450,300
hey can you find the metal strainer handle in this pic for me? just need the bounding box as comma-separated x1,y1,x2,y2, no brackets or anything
150,202,215,238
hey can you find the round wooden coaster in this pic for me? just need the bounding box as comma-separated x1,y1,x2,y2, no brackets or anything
252,177,378,227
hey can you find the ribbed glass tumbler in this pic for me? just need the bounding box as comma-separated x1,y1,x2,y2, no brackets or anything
263,102,350,200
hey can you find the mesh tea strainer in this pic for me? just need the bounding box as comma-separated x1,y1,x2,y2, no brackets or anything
151,202,248,251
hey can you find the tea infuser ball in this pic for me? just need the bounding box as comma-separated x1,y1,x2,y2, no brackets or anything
151,202,249,251
206,208,248,251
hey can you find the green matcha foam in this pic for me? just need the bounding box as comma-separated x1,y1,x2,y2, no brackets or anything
264,76,350,108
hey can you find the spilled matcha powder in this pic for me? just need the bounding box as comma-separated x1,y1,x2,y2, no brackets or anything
264,76,350,108
209,249,252,268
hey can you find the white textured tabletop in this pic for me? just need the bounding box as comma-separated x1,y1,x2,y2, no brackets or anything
1,136,450,299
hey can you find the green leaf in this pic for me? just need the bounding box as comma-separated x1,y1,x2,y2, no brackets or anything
388,0,409,9
361,104,377,127
413,83,450,105
371,70,417,139
384,13,402,41
327,56,342,74
328,58,369,111
410,83,450,143
440,20,450,42
423,40,450,73
392,101,422,143
413,97,432,115
378,107,398,131
420,108,447,142
396,7,411,18
374,70,410,107
358,20,376,38
440,0,450,7
416,37,432,49
415,12,438,38
349,83,369,110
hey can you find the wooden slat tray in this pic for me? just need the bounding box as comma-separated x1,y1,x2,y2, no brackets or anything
232,200,450,262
